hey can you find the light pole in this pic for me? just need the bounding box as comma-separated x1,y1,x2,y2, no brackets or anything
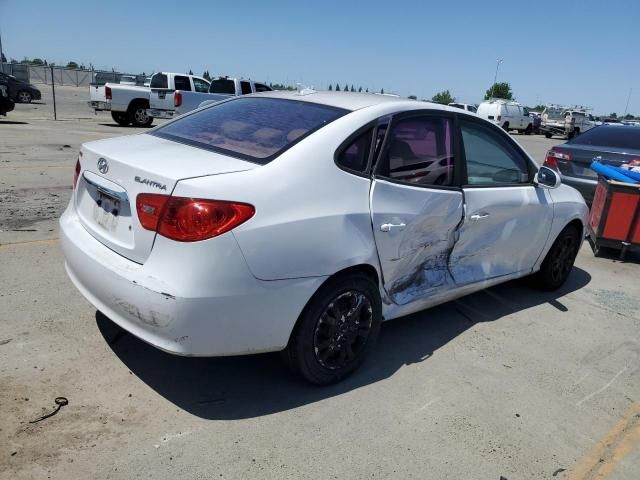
491,59,503,99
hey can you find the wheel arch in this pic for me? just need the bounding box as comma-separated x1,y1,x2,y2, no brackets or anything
128,97,150,111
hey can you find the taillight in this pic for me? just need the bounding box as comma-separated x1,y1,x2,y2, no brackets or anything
73,156,81,187
544,148,572,169
136,194,255,242
174,91,182,107
105,86,112,100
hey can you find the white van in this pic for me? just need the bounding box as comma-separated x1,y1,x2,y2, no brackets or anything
476,99,533,134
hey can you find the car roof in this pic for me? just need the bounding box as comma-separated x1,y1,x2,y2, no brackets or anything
251,90,446,112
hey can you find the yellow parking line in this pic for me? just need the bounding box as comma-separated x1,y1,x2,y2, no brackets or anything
0,238,59,248
567,402,640,479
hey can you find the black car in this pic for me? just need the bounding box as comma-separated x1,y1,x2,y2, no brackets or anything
543,125,640,203
0,72,42,103
0,82,15,116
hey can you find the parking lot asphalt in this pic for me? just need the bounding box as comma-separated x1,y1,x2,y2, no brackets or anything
1,86,639,480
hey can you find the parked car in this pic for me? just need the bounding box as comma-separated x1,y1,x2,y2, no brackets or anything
540,106,594,139
0,72,42,103
543,125,640,203
448,102,477,113
60,91,587,384
88,76,154,127
148,75,271,119
0,82,15,116
476,99,533,134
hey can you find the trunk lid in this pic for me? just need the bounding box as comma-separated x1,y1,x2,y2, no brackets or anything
556,144,636,179
74,133,257,263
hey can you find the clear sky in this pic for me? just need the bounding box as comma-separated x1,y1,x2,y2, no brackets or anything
1,0,638,115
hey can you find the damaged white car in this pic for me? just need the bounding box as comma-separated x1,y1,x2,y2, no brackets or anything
60,91,588,384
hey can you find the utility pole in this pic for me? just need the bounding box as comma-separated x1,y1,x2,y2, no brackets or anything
491,59,503,99
0,26,5,65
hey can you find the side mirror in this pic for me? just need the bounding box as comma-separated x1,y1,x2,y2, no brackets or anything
535,166,561,189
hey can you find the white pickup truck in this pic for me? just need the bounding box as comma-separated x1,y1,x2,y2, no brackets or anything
148,75,271,119
88,76,153,127
540,105,594,139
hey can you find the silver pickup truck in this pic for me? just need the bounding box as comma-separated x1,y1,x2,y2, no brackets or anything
148,75,271,119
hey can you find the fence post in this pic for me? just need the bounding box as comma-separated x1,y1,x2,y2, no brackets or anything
51,65,57,120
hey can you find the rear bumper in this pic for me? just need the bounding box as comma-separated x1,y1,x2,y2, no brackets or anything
89,101,110,111
147,108,175,119
60,202,326,356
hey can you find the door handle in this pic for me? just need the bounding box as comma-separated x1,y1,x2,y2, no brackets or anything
469,213,490,221
380,223,406,232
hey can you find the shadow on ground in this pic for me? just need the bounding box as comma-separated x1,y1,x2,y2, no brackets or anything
97,267,591,420
0,120,28,125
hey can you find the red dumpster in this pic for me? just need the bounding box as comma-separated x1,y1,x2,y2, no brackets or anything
587,177,640,259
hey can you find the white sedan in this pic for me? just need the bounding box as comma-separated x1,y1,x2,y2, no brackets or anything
60,91,588,384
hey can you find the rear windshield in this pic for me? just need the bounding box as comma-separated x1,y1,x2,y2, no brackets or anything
209,79,236,95
150,73,168,89
152,97,348,163
568,126,640,150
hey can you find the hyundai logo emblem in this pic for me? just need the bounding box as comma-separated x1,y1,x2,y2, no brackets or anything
97,158,109,174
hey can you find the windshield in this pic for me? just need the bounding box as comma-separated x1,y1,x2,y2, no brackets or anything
567,126,640,150
152,97,348,163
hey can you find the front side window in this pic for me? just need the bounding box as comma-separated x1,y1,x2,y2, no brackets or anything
152,97,347,163
193,78,210,93
174,75,191,91
377,116,454,186
336,129,372,173
460,120,529,185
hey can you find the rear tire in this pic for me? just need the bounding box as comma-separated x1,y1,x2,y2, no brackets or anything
545,132,552,139
111,111,130,126
283,273,382,385
127,102,153,128
532,225,581,291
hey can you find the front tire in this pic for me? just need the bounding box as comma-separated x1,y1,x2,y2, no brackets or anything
502,122,510,131
532,225,581,291
283,273,382,385
524,124,533,135
545,132,552,139
17,90,32,103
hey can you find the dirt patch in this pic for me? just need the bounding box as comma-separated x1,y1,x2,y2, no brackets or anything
0,186,71,230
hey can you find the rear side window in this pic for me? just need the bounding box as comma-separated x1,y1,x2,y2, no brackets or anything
336,129,372,173
152,97,347,163
174,76,191,91
254,83,271,92
150,73,168,89
460,119,529,185
240,81,252,95
567,126,640,150
210,79,236,94
377,116,454,186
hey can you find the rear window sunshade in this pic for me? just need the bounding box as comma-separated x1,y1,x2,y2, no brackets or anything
151,97,348,164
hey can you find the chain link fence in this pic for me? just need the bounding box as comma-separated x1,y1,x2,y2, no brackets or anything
1,63,146,87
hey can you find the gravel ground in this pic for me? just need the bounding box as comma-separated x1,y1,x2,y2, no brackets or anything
1,87,639,480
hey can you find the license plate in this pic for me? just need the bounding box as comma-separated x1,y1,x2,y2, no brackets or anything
94,192,120,231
